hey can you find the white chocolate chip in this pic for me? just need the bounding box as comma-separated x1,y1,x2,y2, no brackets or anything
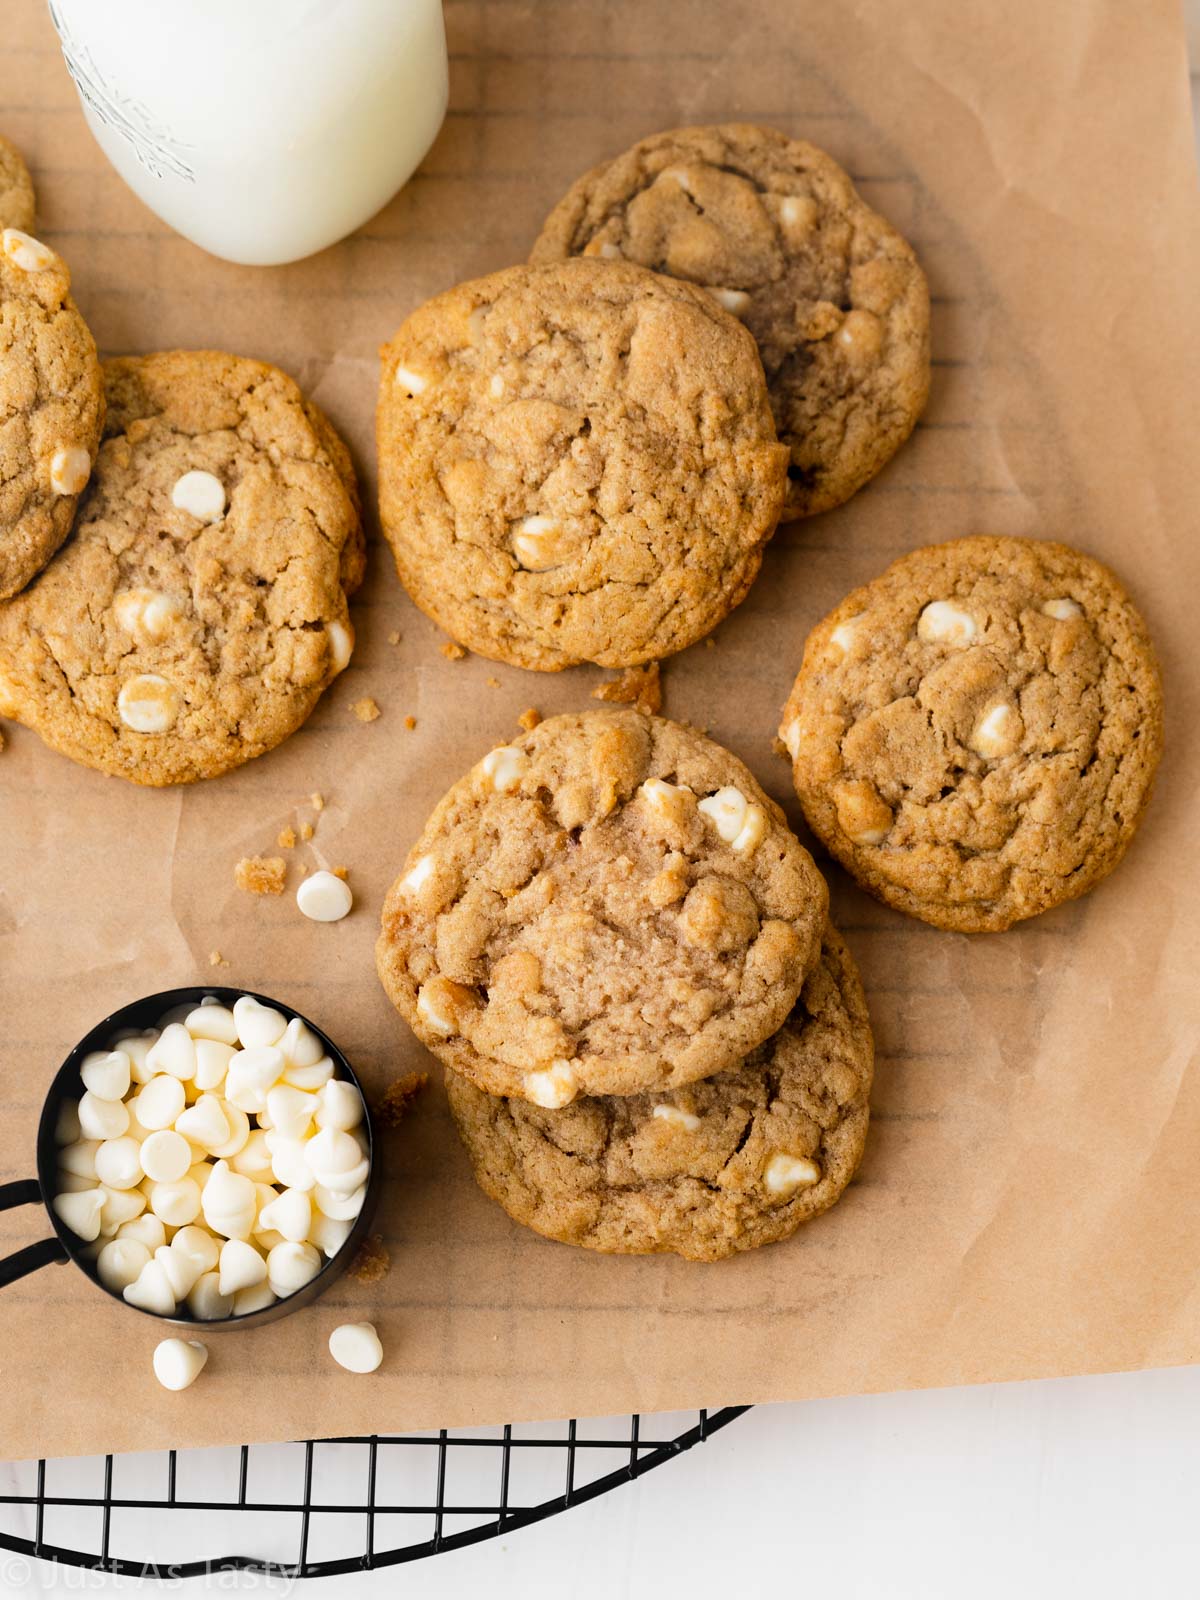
2,227,56,272
698,786,750,844
184,1004,239,1045
153,1338,208,1391
401,854,436,895
140,1129,193,1184
970,702,1023,760
488,373,505,398
268,1135,317,1192
306,1126,362,1181
659,166,693,195
81,1050,132,1102
233,1283,277,1316
94,1136,143,1191
598,241,622,259
147,1176,202,1228
146,1023,197,1081
829,617,862,657
523,1060,578,1109
730,802,766,856
652,1104,701,1131
53,1187,105,1242
98,1185,145,1234
78,1091,130,1142
187,1271,235,1322
512,516,575,572
763,1152,821,1195
172,1225,220,1275
230,1129,274,1181
394,365,428,395
201,1160,257,1240
96,1237,151,1293
296,870,353,923
134,1074,187,1131
218,1237,268,1296
278,1015,324,1068
171,470,226,523
49,445,91,496
257,1187,311,1244
123,1258,177,1316
780,717,803,762
312,1181,366,1222
282,1054,335,1092
327,619,354,673
710,286,751,317
779,194,818,233
265,1084,318,1141
480,745,529,793
316,1078,363,1132
266,1240,322,1297
117,674,181,734
309,1211,354,1257
193,1040,236,1093
1042,597,1083,620
638,777,695,824
155,1241,205,1301
118,1214,167,1251
917,601,977,647
329,1322,383,1374
233,998,288,1049
113,588,184,644
58,1139,98,1178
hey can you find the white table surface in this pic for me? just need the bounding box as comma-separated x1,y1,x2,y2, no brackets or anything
3,12,1199,1598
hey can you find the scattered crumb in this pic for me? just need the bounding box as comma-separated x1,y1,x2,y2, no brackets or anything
440,640,466,660
349,1234,390,1286
592,660,662,715
0,729,5,752
298,863,309,876
387,630,401,646
352,697,381,723
705,636,716,649
277,825,297,850
375,1071,429,1130
332,865,349,881
485,675,501,688
234,855,287,896
300,821,315,841
404,714,417,731
209,950,227,967
311,792,325,812
518,706,541,732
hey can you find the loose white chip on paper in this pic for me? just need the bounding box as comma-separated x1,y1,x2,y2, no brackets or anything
153,1339,209,1392
328,1322,384,1374
296,871,353,922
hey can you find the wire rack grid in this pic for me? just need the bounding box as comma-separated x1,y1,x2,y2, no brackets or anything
0,1407,750,1580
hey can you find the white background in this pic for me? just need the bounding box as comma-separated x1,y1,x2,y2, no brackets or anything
3,9,1199,1597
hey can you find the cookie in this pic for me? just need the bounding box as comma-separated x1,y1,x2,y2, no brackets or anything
0,226,104,599
531,123,930,520
0,135,35,232
779,537,1163,931
0,350,365,785
445,921,872,1260
376,258,788,670
377,709,828,1102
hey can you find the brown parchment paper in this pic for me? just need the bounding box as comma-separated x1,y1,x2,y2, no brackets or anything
1,0,1199,1464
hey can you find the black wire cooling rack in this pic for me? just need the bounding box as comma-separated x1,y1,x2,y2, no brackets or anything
0,1408,749,1579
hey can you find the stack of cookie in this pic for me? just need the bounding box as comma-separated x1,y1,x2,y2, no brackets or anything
376,708,874,1261
375,123,932,672
0,136,363,785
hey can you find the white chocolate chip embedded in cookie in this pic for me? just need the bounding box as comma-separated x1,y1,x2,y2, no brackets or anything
114,588,183,642
917,600,977,646
480,745,528,793
836,309,883,362
416,977,474,1036
394,365,428,395
49,445,91,496
710,287,751,317
832,779,893,846
2,227,55,273
327,620,354,674
970,702,1023,760
1042,597,1082,620
651,1103,701,1132
401,854,436,895
638,777,695,826
763,1152,821,1196
698,787,766,854
523,1060,578,1108
171,470,226,524
512,516,576,572
117,674,181,735
829,617,862,658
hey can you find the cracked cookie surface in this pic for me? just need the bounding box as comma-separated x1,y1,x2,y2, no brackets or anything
377,709,827,1102
446,922,872,1260
779,537,1163,931
0,350,364,784
1,227,104,598
376,258,787,669
0,136,35,232
531,123,930,520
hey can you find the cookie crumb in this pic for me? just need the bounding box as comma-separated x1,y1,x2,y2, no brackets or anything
349,1233,390,1285
404,714,417,730
352,697,380,723
517,706,541,732
705,636,716,649
209,949,226,967
234,855,287,896
485,676,501,689
592,660,662,715
311,792,325,812
331,865,349,881
277,825,297,850
376,1071,429,1129
387,630,401,646
300,821,315,841
440,640,466,660
0,729,5,752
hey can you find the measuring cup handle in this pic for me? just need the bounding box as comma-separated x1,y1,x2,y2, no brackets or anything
0,1177,69,1287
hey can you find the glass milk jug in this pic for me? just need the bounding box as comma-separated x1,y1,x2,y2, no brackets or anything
47,0,448,265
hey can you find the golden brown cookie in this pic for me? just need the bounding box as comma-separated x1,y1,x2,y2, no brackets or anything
377,709,828,1103
531,123,930,520
446,921,872,1260
779,537,1164,931
376,258,787,669
0,350,365,784
0,135,35,232
0,226,104,598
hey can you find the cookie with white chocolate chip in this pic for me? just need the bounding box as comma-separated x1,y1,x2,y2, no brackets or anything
376,709,828,1102
0,350,364,784
0,135,35,232
445,922,872,1260
376,258,788,669
779,537,1163,931
0,223,104,598
531,123,930,520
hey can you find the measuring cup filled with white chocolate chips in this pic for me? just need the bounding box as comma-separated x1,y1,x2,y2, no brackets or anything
0,988,378,1328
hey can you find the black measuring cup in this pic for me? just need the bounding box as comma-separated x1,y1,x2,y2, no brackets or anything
0,986,380,1329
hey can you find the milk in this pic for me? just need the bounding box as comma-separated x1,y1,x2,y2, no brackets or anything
47,0,448,266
